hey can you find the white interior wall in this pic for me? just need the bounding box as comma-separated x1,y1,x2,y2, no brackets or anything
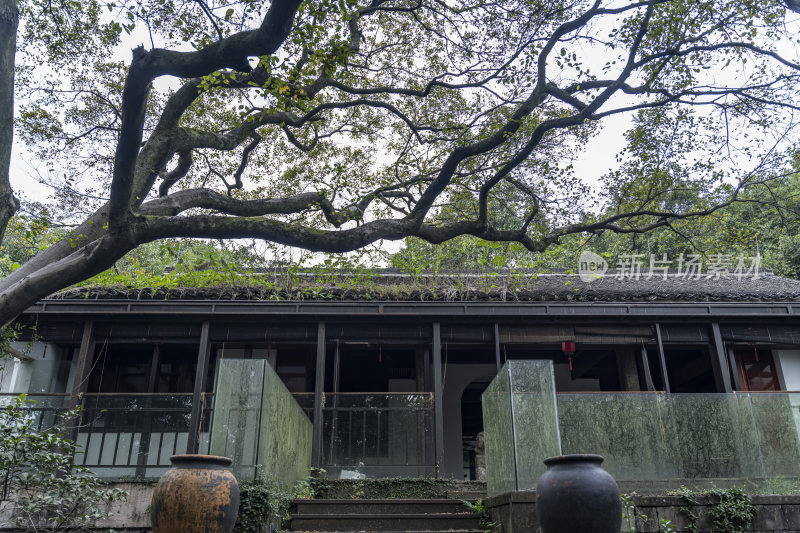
441,363,498,479
0,358,22,393
1,342,71,393
775,349,800,391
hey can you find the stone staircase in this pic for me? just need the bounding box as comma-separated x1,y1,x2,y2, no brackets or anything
286,498,485,532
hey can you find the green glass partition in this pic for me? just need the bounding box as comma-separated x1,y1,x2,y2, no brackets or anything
482,360,800,496
211,359,312,486
210,360,264,479
670,393,761,479
558,393,680,480
559,393,800,482
509,360,561,489
257,361,314,486
748,393,800,477
482,360,560,495
482,364,515,496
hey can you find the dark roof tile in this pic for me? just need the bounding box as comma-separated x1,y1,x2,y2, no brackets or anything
47,271,800,303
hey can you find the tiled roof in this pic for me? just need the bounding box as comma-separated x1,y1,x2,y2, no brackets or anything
48,270,800,303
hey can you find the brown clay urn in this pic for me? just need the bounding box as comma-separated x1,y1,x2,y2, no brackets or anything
151,454,240,533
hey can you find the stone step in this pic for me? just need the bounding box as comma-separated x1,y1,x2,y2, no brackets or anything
288,512,483,532
293,498,475,515
445,490,486,501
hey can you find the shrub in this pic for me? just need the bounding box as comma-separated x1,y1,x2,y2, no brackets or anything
0,395,126,533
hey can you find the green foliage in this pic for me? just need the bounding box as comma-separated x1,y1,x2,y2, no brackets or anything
234,469,327,533
0,395,126,533
391,167,800,278
3,0,799,330
87,239,266,280
461,499,499,533
622,493,677,533
234,476,292,533
674,486,757,533
462,498,488,515
753,477,800,495
315,478,465,500
621,493,638,533
0,216,63,278
659,519,676,533
304,467,329,499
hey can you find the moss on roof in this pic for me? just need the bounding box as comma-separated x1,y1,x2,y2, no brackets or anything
49,269,800,303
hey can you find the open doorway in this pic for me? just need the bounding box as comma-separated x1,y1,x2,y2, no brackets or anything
460,378,492,480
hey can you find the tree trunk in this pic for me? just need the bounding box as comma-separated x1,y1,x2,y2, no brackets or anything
0,0,19,244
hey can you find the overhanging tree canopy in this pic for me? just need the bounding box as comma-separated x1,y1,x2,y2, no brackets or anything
0,0,798,323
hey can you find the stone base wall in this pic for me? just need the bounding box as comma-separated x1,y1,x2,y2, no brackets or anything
486,491,800,533
486,491,538,533
0,482,154,531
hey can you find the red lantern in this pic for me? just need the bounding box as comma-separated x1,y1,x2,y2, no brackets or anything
562,341,576,370
746,341,759,362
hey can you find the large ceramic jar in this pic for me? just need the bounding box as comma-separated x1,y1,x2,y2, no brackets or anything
151,454,240,533
535,454,621,533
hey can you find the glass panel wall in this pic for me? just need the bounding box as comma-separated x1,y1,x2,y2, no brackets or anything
210,359,313,486
483,360,800,496
482,363,516,496
482,360,560,495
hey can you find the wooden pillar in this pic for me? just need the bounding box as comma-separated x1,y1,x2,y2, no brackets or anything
432,322,444,476
639,347,655,391
494,323,502,373
312,322,326,467
616,350,642,391
147,345,160,393
328,339,341,465
655,323,671,393
136,345,160,476
710,323,733,393
728,347,742,391
423,349,431,392
415,349,425,392
187,322,211,454
332,340,341,394
68,321,95,440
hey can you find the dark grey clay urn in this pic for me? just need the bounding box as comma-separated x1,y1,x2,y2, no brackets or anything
535,454,622,533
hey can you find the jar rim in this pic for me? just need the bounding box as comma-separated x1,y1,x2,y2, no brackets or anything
543,454,604,466
170,454,233,467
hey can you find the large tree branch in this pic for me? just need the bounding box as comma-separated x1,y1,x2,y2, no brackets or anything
141,187,363,227
2,0,798,329
0,0,20,243
158,150,194,197
108,0,303,230
408,0,656,229
136,214,412,253
0,233,136,325
414,220,549,252
0,77,207,294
